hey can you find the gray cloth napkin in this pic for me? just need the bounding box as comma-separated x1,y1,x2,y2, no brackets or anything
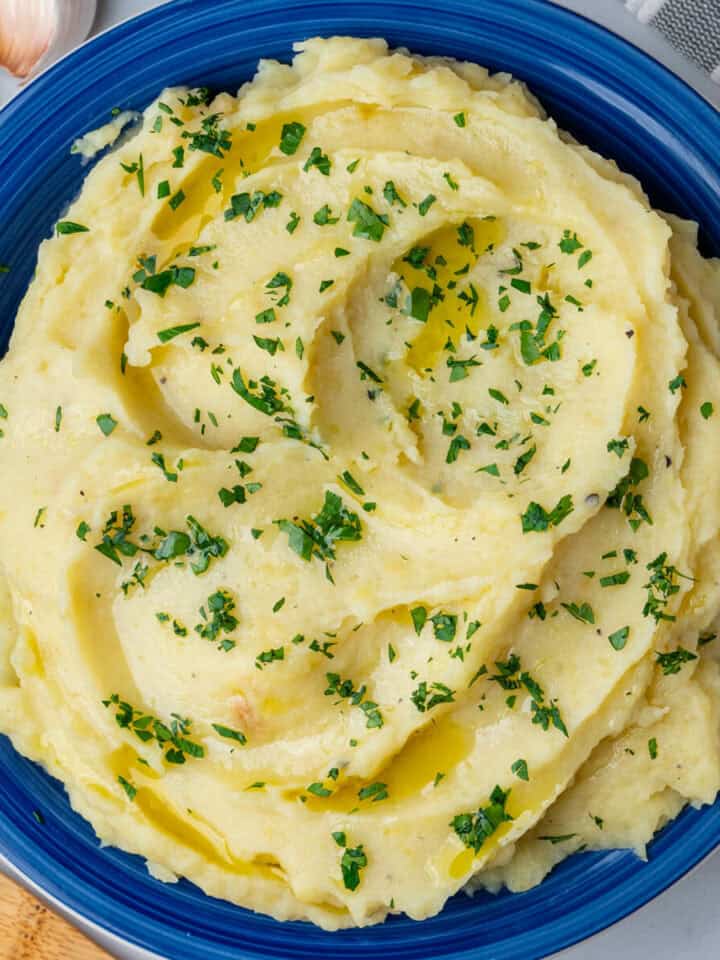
625,0,720,82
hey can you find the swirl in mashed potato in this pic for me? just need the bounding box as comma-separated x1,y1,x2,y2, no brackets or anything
0,37,719,928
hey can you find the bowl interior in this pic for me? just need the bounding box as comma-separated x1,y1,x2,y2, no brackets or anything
0,2,719,959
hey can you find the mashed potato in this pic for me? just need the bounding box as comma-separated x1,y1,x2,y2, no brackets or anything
0,37,719,928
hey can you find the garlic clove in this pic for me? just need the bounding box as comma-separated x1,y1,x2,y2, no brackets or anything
0,0,96,80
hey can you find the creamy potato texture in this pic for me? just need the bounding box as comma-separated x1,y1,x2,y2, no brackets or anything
0,37,720,928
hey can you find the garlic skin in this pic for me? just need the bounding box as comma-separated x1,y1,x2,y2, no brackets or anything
0,0,97,80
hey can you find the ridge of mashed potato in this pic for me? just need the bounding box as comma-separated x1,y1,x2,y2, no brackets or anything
0,37,719,928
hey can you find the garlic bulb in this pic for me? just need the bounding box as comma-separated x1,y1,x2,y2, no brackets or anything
0,0,96,79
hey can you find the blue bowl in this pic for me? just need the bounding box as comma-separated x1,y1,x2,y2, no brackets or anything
1,1,719,958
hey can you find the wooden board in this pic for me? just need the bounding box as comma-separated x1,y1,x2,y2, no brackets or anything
0,873,110,959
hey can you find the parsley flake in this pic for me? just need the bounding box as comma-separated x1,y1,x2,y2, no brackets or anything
157,322,201,343
96,413,117,436
347,199,388,241
279,122,306,155
56,221,89,235
451,785,512,852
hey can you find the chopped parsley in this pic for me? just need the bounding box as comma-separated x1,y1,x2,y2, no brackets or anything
96,413,117,436
418,194,436,216
157,322,201,343
303,146,331,175
224,190,282,223
212,723,247,744
406,286,431,323
94,505,139,565
276,491,362,574
599,571,630,587
231,370,291,416
196,590,238,651
655,646,697,675
447,435,471,463
325,673,383,728
76,521,91,541
643,553,691,623
607,438,629,458
447,357,481,382
511,759,529,781
513,445,536,476
314,204,339,225
356,360,383,384
181,114,231,157
135,258,195,297
265,271,292,306
56,221,89,235
120,154,145,195
411,681,456,712
559,230,582,254
332,832,367,891
308,782,332,798
118,776,136,801
451,785,512,852
151,452,178,483
279,122,306,155
606,457,652,530
103,694,204,764
253,335,283,356
347,199,388,241
430,613,457,642
521,495,574,533
561,601,595,624
490,655,568,736
411,606,427,635
608,626,630,651
383,181,406,207
668,374,687,394
256,646,285,669
339,470,365,496
169,190,185,210
358,782,389,802
488,388,508,405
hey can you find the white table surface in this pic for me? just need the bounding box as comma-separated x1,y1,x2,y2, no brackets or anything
1,2,719,959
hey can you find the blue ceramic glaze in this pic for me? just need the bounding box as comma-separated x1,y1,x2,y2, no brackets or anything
0,2,718,958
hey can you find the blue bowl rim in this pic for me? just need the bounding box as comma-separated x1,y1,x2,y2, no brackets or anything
0,2,719,959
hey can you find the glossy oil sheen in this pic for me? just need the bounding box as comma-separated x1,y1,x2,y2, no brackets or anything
0,2,719,958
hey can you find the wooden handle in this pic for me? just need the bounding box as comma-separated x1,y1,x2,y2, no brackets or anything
0,872,110,959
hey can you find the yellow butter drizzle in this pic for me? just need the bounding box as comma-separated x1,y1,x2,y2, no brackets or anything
302,717,473,813
393,217,506,374
151,104,347,247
